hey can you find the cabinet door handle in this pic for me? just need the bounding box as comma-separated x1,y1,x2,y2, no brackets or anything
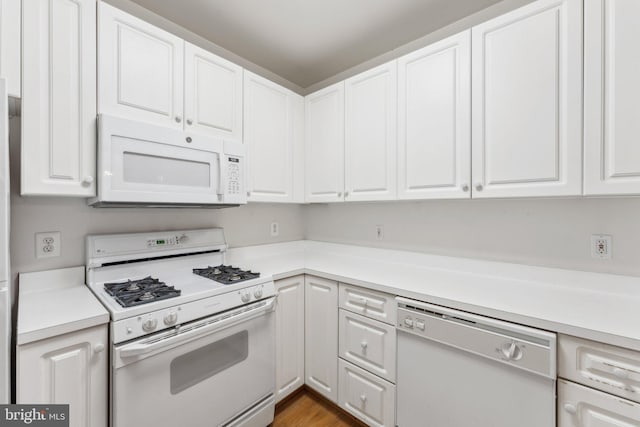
360,394,367,404
337,192,342,198
563,403,577,415
175,116,182,123
475,183,484,192
94,343,105,354
461,184,469,192
186,119,193,125
360,341,368,350
82,176,94,186
345,191,349,197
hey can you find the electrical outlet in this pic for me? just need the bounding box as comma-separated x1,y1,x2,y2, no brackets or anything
270,222,279,237
35,231,61,259
375,225,384,240
591,234,612,259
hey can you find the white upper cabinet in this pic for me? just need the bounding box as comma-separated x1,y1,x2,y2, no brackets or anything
185,42,242,141
397,31,471,200
0,0,20,97
98,2,184,129
244,70,303,202
471,0,583,198
344,61,397,201
22,0,97,196
584,0,640,195
305,82,345,203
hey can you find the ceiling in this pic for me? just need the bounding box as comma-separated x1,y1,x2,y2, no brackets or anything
128,0,503,88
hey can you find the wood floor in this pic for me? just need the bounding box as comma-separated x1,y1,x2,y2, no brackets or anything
273,388,366,427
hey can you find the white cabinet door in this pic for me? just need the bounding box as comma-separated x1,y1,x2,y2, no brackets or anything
305,82,345,203
22,0,96,196
0,0,20,97
345,61,397,201
98,2,184,129
338,309,396,383
185,42,243,141
291,92,305,203
338,359,396,427
558,380,640,427
471,0,582,198
17,326,108,427
305,275,338,402
244,70,293,202
275,276,305,402
584,0,640,195
398,31,471,200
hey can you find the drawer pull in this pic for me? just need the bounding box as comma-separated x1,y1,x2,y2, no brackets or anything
612,367,630,380
355,297,368,307
361,341,368,351
563,403,577,415
360,394,367,404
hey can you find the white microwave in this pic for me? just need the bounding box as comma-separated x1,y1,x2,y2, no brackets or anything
89,115,246,208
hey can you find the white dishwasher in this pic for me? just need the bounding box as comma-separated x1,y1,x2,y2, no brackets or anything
396,297,557,427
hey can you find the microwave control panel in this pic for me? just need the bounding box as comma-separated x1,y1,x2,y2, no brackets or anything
223,154,246,204
227,157,241,195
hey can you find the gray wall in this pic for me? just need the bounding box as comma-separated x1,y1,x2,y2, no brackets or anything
304,199,640,277
8,118,304,284
10,109,640,289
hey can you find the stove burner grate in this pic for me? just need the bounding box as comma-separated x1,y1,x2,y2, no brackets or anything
104,276,181,307
193,265,260,285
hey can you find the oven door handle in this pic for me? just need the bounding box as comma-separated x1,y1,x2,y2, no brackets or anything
119,297,275,359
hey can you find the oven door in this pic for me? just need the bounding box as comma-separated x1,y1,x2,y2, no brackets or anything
112,298,276,427
95,114,224,205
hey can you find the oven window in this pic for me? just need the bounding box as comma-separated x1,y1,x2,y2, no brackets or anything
170,330,248,394
123,151,211,187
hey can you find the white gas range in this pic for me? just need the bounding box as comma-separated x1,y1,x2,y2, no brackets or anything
86,228,276,427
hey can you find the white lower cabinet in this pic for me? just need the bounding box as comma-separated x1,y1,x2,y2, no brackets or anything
17,325,108,427
275,275,305,402
338,309,396,383
305,276,339,402
558,379,640,426
338,359,395,427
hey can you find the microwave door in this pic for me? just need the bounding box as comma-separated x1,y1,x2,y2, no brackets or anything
100,134,223,204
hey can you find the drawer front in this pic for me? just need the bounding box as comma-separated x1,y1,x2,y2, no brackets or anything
559,334,640,403
339,309,396,382
339,284,396,324
338,359,395,427
558,379,640,427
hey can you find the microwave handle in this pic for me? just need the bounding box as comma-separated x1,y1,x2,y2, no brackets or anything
119,297,275,359
217,153,224,196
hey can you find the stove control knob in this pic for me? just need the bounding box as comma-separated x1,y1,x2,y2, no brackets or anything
164,311,178,326
142,318,158,332
253,287,263,299
241,291,251,303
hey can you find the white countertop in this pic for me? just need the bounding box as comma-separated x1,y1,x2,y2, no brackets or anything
226,240,640,351
18,267,110,345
